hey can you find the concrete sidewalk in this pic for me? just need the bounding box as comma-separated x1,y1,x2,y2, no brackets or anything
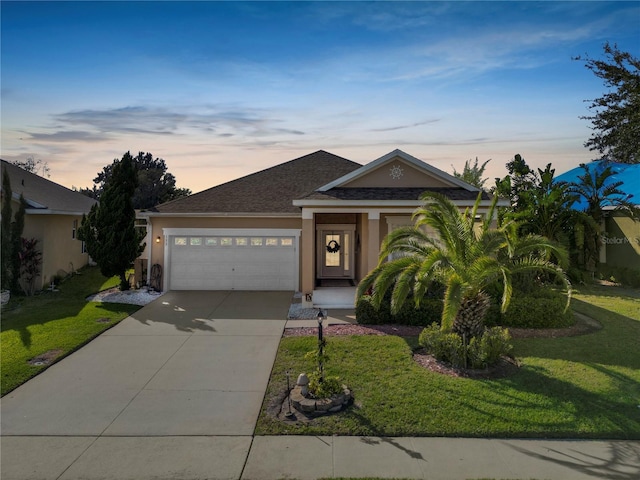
243,436,640,479
2,434,637,479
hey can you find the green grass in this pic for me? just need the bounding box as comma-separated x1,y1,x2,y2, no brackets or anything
256,284,640,439
1,267,140,396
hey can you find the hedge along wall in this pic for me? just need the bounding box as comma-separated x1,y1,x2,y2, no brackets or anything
357,287,574,330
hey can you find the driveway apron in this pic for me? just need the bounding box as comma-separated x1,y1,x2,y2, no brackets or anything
1,291,291,480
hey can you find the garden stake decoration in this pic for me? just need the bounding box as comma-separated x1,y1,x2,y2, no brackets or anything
285,371,294,418
317,308,326,383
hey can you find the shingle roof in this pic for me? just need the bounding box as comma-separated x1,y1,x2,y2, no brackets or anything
300,187,489,202
152,150,362,214
1,160,97,214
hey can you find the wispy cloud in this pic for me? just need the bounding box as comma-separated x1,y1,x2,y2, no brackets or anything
370,119,440,132
26,130,107,142
51,105,306,138
55,106,185,135
307,3,627,85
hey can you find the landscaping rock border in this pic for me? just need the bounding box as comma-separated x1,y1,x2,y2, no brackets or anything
289,384,353,415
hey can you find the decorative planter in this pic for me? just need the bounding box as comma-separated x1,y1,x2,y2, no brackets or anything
289,384,353,415
1,290,10,305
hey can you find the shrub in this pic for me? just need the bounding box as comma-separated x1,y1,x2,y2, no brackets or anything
483,302,502,327
18,238,42,296
467,327,513,369
483,283,573,329
567,266,588,285
419,323,512,369
355,295,385,325
308,372,343,398
500,292,573,329
598,265,640,288
394,298,443,326
356,295,443,326
418,324,466,368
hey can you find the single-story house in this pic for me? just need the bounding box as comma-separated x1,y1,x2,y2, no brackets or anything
140,149,500,307
1,159,97,290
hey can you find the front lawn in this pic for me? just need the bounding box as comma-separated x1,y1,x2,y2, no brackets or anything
256,284,640,439
1,267,140,396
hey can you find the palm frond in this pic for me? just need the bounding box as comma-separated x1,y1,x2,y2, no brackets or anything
442,275,464,332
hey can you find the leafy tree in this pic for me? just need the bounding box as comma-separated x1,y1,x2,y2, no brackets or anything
80,152,191,208
565,163,639,271
356,191,570,340
452,157,491,189
513,164,574,239
575,43,640,164
78,152,146,290
11,157,50,177
504,163,596,273
493,154,538,213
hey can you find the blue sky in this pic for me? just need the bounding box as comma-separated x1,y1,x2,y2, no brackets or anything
2,1,638,193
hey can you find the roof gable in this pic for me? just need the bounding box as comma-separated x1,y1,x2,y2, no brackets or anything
152,150,361,215
1,160,97,214
318,149,479,192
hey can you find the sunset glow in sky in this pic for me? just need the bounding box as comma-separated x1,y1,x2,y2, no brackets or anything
2,1,639,193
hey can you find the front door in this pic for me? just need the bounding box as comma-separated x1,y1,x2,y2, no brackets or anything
317,228,354,278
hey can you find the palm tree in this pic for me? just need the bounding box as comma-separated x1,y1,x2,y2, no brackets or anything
357,191,571,339
452,157,491,189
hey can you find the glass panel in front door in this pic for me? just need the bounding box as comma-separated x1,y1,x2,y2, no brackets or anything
343,233,350,272
325,234,341,267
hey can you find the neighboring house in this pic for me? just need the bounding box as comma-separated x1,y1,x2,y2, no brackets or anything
142,149,502,307
0,160,97,290
555,161,640,270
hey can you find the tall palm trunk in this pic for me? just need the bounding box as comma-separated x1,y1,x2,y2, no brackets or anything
452,291,491,339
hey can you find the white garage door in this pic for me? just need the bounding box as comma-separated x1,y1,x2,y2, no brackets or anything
167,230,298,291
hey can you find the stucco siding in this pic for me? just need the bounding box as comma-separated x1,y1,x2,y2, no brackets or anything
343,158,453,189
604,214,640,269
22,214,89,289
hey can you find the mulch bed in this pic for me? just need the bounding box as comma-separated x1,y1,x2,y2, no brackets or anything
283,312,601,339
413,350,521,378
283,324,423,337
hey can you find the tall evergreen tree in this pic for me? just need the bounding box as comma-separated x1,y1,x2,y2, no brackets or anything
79,151,191,208
10,195,26,292
1,169,27,292
78,152,146,290
1,168,14,290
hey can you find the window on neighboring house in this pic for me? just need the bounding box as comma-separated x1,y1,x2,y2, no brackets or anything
72,219,78,239
81,241,87,254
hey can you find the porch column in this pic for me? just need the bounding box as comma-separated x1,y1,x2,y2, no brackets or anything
366,211,381,275
301,210,315,307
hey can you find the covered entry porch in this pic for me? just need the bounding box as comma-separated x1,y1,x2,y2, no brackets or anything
299,209,415,308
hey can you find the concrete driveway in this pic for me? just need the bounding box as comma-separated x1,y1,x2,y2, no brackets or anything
1,291,291,480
